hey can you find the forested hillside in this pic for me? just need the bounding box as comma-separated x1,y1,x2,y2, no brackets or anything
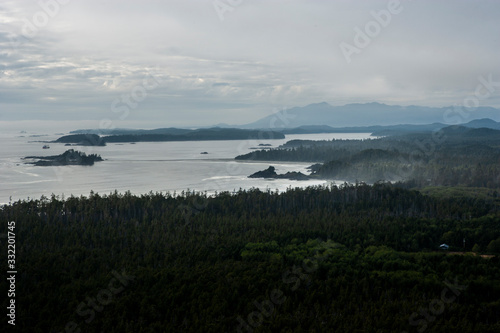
1,184,499,332
236,127,500,188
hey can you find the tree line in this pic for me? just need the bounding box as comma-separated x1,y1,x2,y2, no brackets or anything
1,184,499,332
236,126,500,188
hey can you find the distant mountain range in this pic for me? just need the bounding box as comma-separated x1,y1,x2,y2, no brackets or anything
71,118,500,139
238,102,500,129
71,102,500,137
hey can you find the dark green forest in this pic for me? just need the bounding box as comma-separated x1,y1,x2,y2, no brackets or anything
236,126,500,188
1,184,500,332
55,128,285,145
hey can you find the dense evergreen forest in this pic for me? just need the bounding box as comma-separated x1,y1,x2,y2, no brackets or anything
55,128,285,145
236,126,500,188
1,184,500,332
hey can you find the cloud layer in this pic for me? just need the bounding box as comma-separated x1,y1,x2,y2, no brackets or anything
1,0,499,128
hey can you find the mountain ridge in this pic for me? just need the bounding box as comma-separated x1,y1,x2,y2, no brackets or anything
239,102,500,129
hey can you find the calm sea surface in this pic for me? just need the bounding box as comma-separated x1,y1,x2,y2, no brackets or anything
0,131,373,204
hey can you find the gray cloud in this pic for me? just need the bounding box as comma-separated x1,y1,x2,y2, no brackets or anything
0,0,499,128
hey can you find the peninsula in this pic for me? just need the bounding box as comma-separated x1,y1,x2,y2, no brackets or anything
55,128,285,146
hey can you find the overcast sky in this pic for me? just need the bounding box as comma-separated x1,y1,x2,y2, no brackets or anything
1,0,499,129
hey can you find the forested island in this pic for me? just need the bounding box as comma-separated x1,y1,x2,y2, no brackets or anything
23,149,103,166
55,128,285,145
54,134,107,146
1,184,499,332
238,126,500,188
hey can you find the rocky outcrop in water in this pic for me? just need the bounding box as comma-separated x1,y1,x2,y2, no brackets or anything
248,166,310,181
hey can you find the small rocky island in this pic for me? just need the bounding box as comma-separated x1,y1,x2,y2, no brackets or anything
248,166,310,181
24,149,103,166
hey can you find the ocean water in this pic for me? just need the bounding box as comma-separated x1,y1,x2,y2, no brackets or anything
0,130,374,204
